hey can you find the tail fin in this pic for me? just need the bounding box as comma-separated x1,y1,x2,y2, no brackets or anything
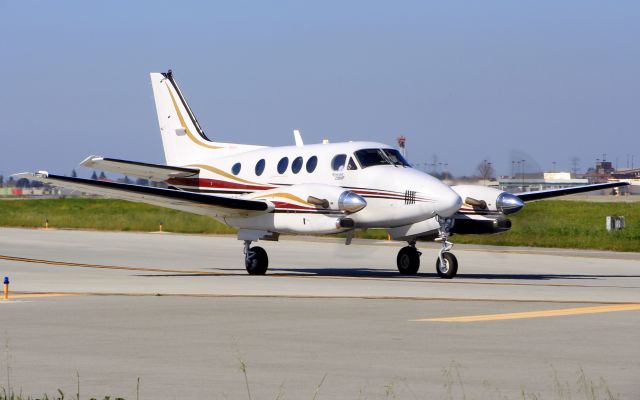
150,70,261,166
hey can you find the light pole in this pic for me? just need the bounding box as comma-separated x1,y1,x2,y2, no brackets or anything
521,160,526,191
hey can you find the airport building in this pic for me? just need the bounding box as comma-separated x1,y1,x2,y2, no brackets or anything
497,172,589,193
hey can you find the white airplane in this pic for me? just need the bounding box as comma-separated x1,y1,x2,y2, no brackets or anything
17,70,628,278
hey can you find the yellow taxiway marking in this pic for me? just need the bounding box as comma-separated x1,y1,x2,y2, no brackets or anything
413,303,640,322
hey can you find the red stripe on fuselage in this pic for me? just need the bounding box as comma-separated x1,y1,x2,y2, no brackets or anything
167,177,275,191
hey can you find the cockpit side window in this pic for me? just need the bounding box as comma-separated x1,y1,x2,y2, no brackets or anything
331,154,347,171
347,157,358,170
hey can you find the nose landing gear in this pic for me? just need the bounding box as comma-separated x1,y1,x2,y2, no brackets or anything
435,217,458,279
243,240,269,275
394,217,459,278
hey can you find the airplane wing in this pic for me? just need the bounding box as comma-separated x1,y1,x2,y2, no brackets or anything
15,172,271,218
80,156,198,182
517,181,629,202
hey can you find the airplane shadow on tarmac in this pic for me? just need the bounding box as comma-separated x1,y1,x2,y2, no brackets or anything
138,266,640,281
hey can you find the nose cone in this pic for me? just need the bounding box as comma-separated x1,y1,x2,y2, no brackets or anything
338,191,367,213
497,192,524,214
435,187,463,218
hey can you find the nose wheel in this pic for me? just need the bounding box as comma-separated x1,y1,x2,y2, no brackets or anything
243,240,269,275
435,217,458,279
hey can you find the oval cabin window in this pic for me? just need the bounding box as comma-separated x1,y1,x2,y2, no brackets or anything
291,156,303,174
306,156,318,173
232,162,241,175
331,154,347,171
277,157,289,174
255,159,265,176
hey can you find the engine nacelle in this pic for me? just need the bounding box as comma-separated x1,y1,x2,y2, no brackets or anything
230,184,366,235
451,185,524,215
248,183,367,214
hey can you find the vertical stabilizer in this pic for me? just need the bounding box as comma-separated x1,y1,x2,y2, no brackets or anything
150,70,262,166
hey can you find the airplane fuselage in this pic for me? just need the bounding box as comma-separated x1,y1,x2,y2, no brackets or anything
165,140,462,233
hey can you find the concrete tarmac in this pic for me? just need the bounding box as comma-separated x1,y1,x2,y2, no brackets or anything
0,228,639,399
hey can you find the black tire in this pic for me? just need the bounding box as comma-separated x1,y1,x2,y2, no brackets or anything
245,246,269,275
436,252,458,279
396,246,420,275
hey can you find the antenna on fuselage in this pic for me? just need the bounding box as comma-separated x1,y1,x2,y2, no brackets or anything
293,129,304,147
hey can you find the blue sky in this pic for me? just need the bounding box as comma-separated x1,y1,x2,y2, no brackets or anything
1,0,638,178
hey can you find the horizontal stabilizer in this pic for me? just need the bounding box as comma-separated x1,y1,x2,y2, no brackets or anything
517,181,629,202
15,172,271,218
80,156,199,182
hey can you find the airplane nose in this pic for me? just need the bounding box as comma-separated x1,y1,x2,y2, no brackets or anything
435,188,462,218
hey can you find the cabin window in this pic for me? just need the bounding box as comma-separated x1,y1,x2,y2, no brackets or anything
347,157,358,170
306,156,318,173
277,157,289,174
331,154,347,171
291,156,303,174
255,159,265,176
232,162,241,175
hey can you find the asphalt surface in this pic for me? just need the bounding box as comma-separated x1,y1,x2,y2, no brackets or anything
0,228,639,399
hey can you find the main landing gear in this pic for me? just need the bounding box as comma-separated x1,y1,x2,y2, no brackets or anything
243,240,269,275
395,217,459,279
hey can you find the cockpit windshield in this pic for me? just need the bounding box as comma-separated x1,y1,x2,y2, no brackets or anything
382,149,411,167
354,148,411,168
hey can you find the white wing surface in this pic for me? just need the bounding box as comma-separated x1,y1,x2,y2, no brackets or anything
80,156,199,182
16,172,272,218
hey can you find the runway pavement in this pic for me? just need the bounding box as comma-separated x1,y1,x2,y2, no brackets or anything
0,227,639,399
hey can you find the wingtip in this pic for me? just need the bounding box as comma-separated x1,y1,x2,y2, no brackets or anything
80,155,102,167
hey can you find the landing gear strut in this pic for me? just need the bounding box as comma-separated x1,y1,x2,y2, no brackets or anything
435,217,458,279
243,240,269,275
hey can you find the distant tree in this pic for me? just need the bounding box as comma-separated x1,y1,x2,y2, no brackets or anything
6,176,15,187
135,178,149,186
477,159,494,184
123,175,131,184
91,171,98,180
71,169,78,178
99,171,107,180
0,175,4,187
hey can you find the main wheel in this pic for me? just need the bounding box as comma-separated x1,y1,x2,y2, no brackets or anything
436,252,458,279
397,246,420,275
245,246,269,275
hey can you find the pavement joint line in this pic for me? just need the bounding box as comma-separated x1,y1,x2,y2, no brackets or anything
1,254,638,289
4,291,640,305
412,303,640,322
459,247,640,261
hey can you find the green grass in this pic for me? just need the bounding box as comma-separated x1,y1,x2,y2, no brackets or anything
0,198,234,234
453,200,640,252
0,198,638,252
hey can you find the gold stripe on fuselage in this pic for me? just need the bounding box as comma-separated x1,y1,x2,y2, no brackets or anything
165,82,222,150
